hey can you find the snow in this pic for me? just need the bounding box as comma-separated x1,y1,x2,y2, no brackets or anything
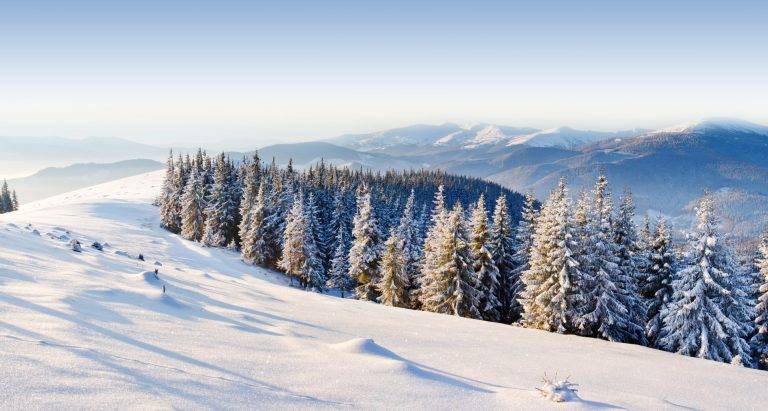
1,171,767,408
655,118,768,135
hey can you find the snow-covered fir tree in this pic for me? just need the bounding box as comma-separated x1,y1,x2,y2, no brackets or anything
418,185,448,309
348,185,383,301
393,189,423,307
0,180,19,213
202,154,239,247
469,194,501,321
751,232,768,369
421,204,481,318
490,194,521,323
241,183,269,266
180,169,205,241
301,192,326,291
237,152,261,245
279,191,307,284
643,217,675,346
658,196,753,365
577,173,646,344
509,191,537,323
377,231,410,308
326,224,354,297
159,152,182,232
520,178,581,332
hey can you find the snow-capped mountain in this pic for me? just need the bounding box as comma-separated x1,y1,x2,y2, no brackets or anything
329,123,645,152
506,127,647,149
1,172,766,408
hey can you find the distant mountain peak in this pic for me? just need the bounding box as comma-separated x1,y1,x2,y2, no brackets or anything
656,118,768,135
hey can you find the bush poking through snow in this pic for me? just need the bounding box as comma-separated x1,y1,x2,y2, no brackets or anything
69,239,82,253
537,373,578,403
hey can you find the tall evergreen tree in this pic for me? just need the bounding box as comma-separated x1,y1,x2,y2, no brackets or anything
577,173,646,344
238,152,262,246
159,152,182,232
520,178,581,332
11,190,18,211
751,232,768,369
377,231,410,308
643,217,676,346
489,195,520,323
393,190,423,307
470,194,501,321
180,170,205,241
418,185,449,309
510,191,537,323
241,183,269,266
326,223,354,297
301,193,326,291
202,154,239,247
279,192,307,284
348,185,383,301
421,204,481,318
658,196,753,365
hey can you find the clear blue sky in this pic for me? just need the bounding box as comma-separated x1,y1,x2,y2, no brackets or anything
1,0,766,144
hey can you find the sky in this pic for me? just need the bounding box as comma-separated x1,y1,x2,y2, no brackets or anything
1,0,767,145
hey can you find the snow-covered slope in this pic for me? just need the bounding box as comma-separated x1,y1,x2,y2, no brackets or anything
1,172,767,409
506,127,644,149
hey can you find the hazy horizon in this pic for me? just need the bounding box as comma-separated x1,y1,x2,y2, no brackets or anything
2,0,767,145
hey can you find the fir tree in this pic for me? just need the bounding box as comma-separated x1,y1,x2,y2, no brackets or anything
421,204,481,318
326,224,354,297
237,152,262,246
202,154,239,247
180,170,205,241
301,193,326,291
469,194,501,321
241,183,269,266
348,185,383,301
11,190,18,211
159,152,182,232
392,189,422,307
418,185,449,309
751,232,768,369
643,217,675,346
279,192,307,284
658,196,753,365
377,231,410,308
489,195,519,323
520,178,581,332
577,173,646,344
510,191,537,322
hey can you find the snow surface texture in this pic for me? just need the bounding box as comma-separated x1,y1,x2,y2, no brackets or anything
1,171,767,409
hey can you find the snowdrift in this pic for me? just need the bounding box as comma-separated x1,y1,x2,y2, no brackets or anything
0,171,766,409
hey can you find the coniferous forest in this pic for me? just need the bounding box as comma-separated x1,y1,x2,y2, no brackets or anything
159,149,768,369
0,180,19,214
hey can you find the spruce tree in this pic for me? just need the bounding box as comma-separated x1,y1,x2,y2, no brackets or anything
241,183,269,266
643,217,675,346
180,170,205,241
658,196,753,365
11,190,18,211
751,232,768,369
421,204,481,318
238,152,262,246
279,192,306,284
326,224,354,297
469,194,501,321
489,195,519,323
520,178,581,332
510,191,537,323
393,189,422,307
202,154,239,247
159,153,182,232
348,185,383,301
418,185,449,309
302,193,326,290
377,231,410,308
577,173,646,344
